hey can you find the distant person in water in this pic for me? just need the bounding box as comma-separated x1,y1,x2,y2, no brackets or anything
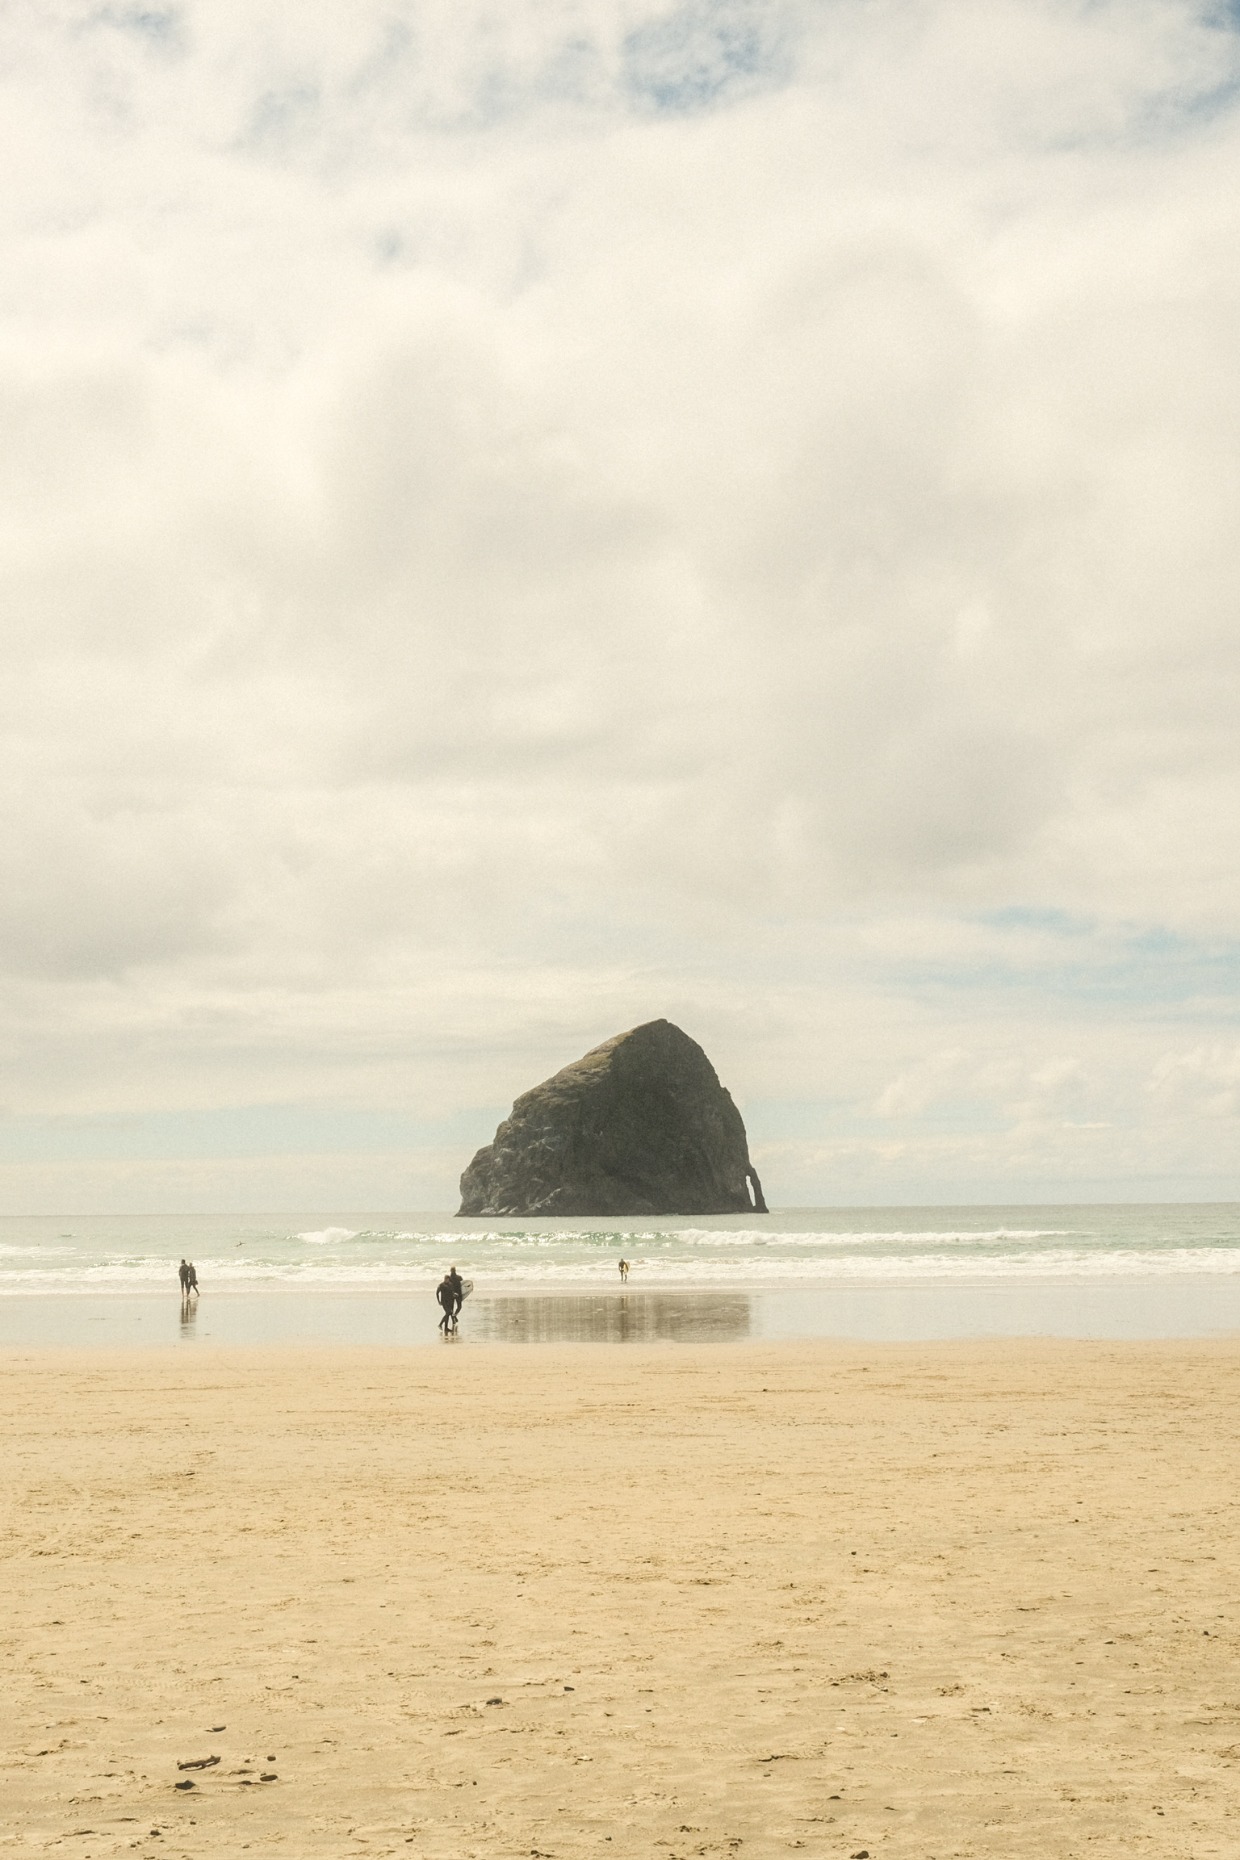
436,1273,456,1333
618,1258,630,1282
178,1259,190,1294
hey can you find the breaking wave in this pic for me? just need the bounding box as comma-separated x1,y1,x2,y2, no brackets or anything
2,1207,1239,1296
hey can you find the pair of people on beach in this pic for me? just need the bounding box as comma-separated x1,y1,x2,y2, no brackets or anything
436,1266,464,1332
178,1259,199,1297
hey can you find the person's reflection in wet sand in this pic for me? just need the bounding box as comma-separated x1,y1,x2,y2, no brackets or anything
180,1294,197,1333
473,1293,751,1344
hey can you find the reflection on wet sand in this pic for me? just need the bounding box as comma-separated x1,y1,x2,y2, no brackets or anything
470,1292,751,1343
179,1296,197,1333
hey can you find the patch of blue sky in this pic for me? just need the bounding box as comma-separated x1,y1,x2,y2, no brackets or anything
742,1097,854,1140
889,914,1240,1014
1127,71,1240,141
744,1097,1010,1140
999,4,1240,156
0,1104,505,1166
222,7,800,142
622,0,798,115
982,905,1096,938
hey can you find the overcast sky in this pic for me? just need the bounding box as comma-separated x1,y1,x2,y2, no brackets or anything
3,0,1240,1212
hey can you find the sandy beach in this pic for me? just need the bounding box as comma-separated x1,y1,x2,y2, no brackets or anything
3,1341,1238,1859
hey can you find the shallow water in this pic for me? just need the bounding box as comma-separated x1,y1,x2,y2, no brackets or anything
2,1204,1240,1344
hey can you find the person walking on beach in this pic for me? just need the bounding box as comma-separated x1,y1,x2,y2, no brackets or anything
185,1261,199,1296
178,1259,191,1295
618,1258,630,1282
436,1273,456,1333
447,1265,464,1323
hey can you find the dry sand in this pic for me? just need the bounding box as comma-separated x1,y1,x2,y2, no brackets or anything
2,1339,1238,1859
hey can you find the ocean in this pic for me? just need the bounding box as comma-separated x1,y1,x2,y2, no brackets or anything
3,1203,1240,1346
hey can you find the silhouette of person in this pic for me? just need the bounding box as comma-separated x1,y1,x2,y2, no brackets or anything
618,1258,630,1282
436,1274,456,1333
185,1262,199,1295
447,1265,464,1323
178,1259,190,1294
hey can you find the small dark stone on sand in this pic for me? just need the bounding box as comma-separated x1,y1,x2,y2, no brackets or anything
177,1756,219,1770
174,1780,195,1791
260,1773,277,1782
208,1725,226,1733
564,1686,574,1691
486,1697,504,1705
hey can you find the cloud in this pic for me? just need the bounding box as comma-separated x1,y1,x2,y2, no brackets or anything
1,1,1239,1204
1149,1042,1240,1118
622,1,796,113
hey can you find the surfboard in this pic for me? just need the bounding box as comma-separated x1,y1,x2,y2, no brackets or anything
461,1279,475,1302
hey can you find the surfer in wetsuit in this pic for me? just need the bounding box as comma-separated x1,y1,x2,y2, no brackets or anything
178,1259,191,1295
618,1258,630,1282
447,1266,464,1324
436,1273,456,1333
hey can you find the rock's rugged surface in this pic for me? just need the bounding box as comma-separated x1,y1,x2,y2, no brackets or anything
458,1019,768,1218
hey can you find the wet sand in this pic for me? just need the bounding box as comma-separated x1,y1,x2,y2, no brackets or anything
3,1341,1238,1858
8,1272,1240,1348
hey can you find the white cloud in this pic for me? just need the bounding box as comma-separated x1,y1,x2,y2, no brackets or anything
1149,1043,1240,1118
0,0,1239,1206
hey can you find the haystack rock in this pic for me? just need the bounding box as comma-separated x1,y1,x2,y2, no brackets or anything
457,1019,767,1218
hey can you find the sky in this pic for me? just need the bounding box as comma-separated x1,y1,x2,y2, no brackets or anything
2,0,1240,1212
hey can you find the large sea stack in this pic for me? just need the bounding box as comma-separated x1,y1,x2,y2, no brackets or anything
457,1019,767,1218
